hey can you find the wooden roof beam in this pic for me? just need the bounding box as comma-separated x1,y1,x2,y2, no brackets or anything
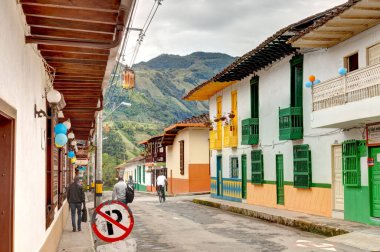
30,26,114,41
26,16,116,34
25,8,126,49
20,0,120,12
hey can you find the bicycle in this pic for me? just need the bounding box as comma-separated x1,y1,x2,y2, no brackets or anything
157,185,165,203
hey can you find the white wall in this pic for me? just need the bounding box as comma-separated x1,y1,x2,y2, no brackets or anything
0,2,49,252
208,24,380,186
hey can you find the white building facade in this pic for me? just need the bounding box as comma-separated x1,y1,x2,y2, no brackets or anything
185,0,380,225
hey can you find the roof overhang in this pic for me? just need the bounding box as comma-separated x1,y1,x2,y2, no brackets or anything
20,0,134,141
290,0,380,48
184,81,237,101
184,30,298,101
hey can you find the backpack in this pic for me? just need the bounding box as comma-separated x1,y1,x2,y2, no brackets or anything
125,184,134,203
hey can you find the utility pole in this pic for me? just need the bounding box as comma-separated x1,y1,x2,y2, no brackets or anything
95,111,103,206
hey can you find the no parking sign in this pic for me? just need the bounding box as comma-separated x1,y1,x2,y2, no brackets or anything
91,200,134,242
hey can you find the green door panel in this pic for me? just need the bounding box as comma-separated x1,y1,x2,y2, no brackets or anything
370,147,380,217
276,154,285,205
217,156,223,196
242,154,247,199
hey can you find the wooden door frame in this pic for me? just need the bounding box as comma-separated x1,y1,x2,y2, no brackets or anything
216,155,222,196
0,98,16,252
369,146,380,217
331,144,343,212
241,154,247,199
275,154,284,205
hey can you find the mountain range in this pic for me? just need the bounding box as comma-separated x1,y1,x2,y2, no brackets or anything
102,52,236,162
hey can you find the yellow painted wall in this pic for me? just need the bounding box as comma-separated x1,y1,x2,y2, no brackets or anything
247,184,332,217
188,128,210,164
166,129,190,179
167,128,210,180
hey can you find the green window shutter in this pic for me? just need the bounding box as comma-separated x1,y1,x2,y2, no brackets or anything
142,165,145,183
251,150,263,184
293,144,311,188
342,140,364,187
250,76,259,118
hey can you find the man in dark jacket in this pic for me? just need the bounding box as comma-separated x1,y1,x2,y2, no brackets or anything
67,177,85,232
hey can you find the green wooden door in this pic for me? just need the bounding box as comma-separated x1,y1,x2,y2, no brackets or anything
276,154,285,205
217,156,223,196
370,147,380,217
242,154,247,199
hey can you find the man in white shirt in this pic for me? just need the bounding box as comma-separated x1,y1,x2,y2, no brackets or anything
156,172,167,201
112,177,127,204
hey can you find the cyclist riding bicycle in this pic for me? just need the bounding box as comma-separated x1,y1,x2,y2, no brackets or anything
156,172,167,202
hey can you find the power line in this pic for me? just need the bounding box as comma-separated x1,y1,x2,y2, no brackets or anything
104,0,140,109
106,0,163,109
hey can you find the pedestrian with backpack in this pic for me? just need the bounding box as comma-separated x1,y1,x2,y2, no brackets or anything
112,177,128,204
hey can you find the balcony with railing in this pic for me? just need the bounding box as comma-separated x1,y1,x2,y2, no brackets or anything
210,130,222,150
311,63,380,128
223,125,238,148
279,107,303,140
241,118,259,145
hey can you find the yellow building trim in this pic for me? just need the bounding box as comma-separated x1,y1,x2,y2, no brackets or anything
184,81,238,101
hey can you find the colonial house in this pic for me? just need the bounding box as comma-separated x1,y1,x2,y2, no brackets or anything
140,114,210,195
185,0,380,226
121,155,150,191
162,114,210,195
0,1,134,251
139,134,167,192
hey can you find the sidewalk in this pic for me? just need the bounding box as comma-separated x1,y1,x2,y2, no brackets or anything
57,197,95,252
193,195,380,251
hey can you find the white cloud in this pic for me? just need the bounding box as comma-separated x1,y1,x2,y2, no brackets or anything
125,0,346,64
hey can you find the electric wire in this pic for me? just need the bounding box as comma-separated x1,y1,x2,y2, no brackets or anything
106,0,163,109
104,0,140,109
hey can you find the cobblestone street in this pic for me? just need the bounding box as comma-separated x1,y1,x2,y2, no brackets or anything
97,192,363,252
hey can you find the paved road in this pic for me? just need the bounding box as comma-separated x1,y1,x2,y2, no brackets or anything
98,192,363,252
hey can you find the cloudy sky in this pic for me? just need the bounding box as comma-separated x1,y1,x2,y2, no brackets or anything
124,0,346,64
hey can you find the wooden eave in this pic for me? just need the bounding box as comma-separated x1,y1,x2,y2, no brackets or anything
20,0,134,141
290,0,380,48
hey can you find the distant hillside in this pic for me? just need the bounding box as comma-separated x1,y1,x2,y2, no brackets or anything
102,52,236,161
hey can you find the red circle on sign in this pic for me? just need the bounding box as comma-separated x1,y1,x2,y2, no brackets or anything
91,200,134,243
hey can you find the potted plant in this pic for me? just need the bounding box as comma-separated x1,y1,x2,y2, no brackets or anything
228,112,235,119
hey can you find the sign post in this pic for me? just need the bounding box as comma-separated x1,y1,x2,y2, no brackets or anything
91,200,134,243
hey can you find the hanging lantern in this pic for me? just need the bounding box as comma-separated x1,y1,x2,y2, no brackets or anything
103,124,110,133
122,66,135,89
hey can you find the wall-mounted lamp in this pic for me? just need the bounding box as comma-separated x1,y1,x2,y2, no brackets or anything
34,89,63,119
68,132,75,140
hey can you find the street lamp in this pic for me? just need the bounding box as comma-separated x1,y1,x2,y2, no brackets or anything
102,102,131,121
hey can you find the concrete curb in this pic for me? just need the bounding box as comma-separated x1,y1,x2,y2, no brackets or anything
193,198,349,237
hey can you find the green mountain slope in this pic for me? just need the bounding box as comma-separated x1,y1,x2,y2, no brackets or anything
102,52,235,161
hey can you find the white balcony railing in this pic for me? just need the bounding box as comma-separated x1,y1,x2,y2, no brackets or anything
312,63,380,111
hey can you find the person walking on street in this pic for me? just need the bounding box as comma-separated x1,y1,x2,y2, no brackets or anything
67,176,85,232
112,177,127,204
156,172,167,202
127,175,134,188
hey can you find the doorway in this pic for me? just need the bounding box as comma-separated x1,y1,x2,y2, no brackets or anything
276,154,284,205
241,154,247,199
370,147,380,217
216,155,222,196
0,112,15,252
332,145,344,214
